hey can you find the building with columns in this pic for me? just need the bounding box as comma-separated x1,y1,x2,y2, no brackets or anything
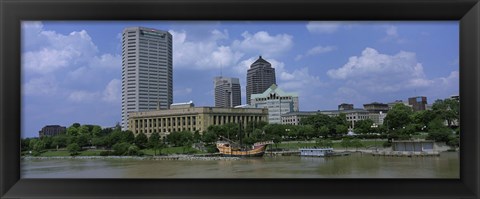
128,103,268,137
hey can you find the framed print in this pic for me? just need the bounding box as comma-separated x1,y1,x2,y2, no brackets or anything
1,0,479,198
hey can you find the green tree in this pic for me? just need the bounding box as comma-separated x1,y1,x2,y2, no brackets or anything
315,138,333,148
201,131,218,144
67,143,81,156
52,134,68,149
148,132,164,156
91,125,102,137
134,132,148,149
340,138,352,151
384,103,413,131
121,130,135,143
78,125,90,135
432,98,459,127
167,131,193,147
354,119,374,134
318,126,329,138
66,125,79,136
335,125,348,136
112,142,131,156
350,139,364,151
32,140,46,155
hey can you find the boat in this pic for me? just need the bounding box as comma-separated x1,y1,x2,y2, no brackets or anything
216,140,273,157
299,147,350,157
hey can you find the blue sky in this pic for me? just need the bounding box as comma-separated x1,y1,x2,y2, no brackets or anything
21,21,459,138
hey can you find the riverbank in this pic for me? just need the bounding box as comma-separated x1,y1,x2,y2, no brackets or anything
21,154,240,161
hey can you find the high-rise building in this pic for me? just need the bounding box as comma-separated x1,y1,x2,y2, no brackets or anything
121,27,173,130
214,76,241,108
408,96,428,112
250,84,299,124
246,56,276,105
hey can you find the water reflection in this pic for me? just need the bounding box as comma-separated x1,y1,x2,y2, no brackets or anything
21,152,459,179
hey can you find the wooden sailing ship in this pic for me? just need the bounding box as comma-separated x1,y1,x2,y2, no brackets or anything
216,140,273,157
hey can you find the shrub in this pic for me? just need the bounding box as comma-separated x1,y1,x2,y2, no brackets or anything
67,143,81,156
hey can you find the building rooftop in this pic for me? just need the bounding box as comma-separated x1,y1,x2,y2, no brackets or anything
250,84,298,99
252,56,270,65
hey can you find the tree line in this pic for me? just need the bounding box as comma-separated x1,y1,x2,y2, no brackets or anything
21,97,460,156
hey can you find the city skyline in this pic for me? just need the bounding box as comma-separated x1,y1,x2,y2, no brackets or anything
21,21,459,138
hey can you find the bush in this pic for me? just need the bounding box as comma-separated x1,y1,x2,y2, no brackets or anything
383,141,392,148
112,142,130,156
99,151,113,156
67,143,81,156
205,145,218,153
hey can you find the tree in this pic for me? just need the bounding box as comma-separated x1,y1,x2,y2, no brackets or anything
112,142,131,156
148,132,164,156
315,138,333,148
432,98,459,127
78,125,90,135
67,143,81,156
335,125,348,136
121,130,135,143
340,138,352,151
52,134,68,149
66,125,79,136
350,139,364,151
384,103,413,131
447,136,459,150
318,126,329,138
167,131,193,147
32,139,46,155
201,131,218,144
354,119,374,134
91,125,102,137
134,132,148,149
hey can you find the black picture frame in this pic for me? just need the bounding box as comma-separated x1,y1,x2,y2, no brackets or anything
1,0,479,198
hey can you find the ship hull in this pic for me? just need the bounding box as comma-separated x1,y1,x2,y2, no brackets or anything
216,143,269,157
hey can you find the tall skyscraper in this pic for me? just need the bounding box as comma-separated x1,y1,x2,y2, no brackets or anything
246,56,276,104
121,27,173,130
214,76,241,108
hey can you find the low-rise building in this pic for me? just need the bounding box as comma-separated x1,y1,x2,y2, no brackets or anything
281,111,320,125
320,109,370,129
128,104,268,137
250,84,299,124
39,125,66,138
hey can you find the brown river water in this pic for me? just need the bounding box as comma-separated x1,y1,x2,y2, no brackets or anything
21,152,459,178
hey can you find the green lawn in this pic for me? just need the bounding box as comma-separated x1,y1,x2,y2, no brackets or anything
39,149,108,157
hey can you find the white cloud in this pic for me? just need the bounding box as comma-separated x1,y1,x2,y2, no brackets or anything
306,21,342,34
174,88,193,96
381,25,406,44
232,31,293,58
102,79,121,103
279,67,324,91
295,45,336,60
68,90,99,102
171,30,243,70
22,21,122,102
327,48,457,96
23,76,58,96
